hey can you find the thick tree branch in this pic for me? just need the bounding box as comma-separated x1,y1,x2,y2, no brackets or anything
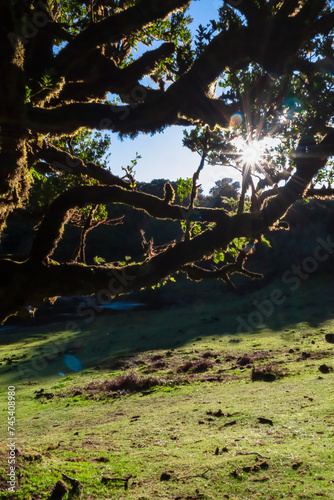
27,5,331,138
306,187,334,197
50,42,174,104
26,99,178,137
0,215,247,323
34,142,130,189
259,132,334,227
182,261,263,285
260,185,334,208
277,0,302,17
29,129,334,268
27,92,238,137
225,0,263,24
314,11,334,36
28,185,230,264
47,0,190,80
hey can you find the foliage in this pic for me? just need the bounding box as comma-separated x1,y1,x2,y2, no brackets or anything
261,236,271,249
122,152,141,188
93,255,106,265
58,0,89,35
54,130,111,168
176,177,193,202
213,250,225,264
29,129,111,211
205,180,241,209
228,237,249,258
315,158,334,187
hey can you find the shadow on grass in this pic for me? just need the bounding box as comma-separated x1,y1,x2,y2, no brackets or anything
1,271,333,384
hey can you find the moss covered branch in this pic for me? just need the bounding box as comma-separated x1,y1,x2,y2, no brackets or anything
34,142,130,189
29,185,231,264
47,0,190,80
260,132,334,228
49,42,174,105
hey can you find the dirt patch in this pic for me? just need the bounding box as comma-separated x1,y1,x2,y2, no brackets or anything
98,358,131,370
91,456,110,463
237,354,253,366
151,354,163,361
297,350,333,361
243,460,269,473
177,359,214,373
150,360,167,370
237,351,272,367
251,363,287,382
201,351,220,359
160,472,172,481
86,372,165,393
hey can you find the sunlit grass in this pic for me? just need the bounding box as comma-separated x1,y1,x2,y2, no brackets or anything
0,276,333,499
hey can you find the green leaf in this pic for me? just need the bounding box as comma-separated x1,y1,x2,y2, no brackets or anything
25,86,32,103
232,237,248,250
29,167,42,181
261,237,271,248
213,251,225,264
93,256,106,265
191,223,202,236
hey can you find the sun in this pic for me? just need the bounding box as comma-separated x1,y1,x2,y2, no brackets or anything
240,142,265,165
233,137,267,168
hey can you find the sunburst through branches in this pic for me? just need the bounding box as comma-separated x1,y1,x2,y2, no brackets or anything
233,136,270,169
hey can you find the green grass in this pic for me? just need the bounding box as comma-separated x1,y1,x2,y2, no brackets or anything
1,276,334,499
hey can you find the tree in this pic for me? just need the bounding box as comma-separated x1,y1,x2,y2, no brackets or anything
1,0,334,323
204,178,240,208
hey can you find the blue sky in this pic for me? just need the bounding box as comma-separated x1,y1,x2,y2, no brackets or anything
109,1,242,193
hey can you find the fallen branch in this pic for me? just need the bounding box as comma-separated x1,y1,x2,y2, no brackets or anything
101,474,132,490
236,451,270,459
176,467,211,481
61,472,82,497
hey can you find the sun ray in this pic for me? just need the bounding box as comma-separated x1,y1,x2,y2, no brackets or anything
204,85,287,195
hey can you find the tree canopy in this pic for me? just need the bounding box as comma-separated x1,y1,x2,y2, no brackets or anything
1,0,334,323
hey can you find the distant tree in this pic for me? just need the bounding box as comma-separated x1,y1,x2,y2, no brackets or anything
209,179,240,200
205,178,240,208
1,0,334,322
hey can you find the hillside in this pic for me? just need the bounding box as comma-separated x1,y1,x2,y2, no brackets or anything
0,270,334,499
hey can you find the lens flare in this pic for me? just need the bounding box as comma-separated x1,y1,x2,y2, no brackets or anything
230,112,243,127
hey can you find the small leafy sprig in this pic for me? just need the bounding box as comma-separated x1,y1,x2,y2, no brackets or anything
176,177,192,202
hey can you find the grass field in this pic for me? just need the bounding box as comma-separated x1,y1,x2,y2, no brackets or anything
0,275,333,499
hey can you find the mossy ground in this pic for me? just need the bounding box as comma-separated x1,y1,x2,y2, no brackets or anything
0,276,334,499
